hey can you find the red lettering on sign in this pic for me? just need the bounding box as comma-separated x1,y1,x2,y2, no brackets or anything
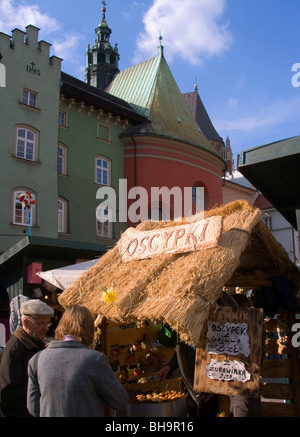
163,230,174,248
137,236,149,254
148,234,160,251
185,224,199,245
198,220,209,241
174,228,185,246
126,238,138,256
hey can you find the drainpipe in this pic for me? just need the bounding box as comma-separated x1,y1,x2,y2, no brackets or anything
130,135,138,227
131,135,137,187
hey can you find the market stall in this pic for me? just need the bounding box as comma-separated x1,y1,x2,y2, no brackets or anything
37,259,98,290
58,199,300,417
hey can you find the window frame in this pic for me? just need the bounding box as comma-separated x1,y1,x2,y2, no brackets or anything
22,88,38,108
96,205,112,239
192,184,209,211
58,143,68,175
95,156,111,186
12,188,36,227
59,110,68,127
263,214,273,230
15,125,39,162
58,197,68,233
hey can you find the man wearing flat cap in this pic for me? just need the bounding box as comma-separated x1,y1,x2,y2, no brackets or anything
0,299,54,417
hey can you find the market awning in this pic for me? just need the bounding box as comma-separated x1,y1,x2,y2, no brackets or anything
0,236,112,272
238,135,300,233
37,259,98,290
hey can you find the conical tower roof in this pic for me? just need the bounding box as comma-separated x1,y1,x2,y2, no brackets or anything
183,90,224,144
106,43,221,155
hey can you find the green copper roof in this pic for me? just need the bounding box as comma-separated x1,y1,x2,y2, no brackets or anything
106,47,221,155
106,55,161,117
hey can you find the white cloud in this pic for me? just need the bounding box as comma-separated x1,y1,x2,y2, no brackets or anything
52,34,84,62
228,97,239,108
0,0,82,64
132,0,233,65
0,0,60,35
215,95,300,133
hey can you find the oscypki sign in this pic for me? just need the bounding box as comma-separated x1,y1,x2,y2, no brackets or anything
118,216,223,262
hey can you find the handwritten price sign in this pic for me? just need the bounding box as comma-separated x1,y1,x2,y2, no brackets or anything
206,321,250,357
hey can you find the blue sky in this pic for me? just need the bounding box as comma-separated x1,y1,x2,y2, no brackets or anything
1,0,300,166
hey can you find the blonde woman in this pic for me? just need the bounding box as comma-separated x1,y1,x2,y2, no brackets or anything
27,305,128,417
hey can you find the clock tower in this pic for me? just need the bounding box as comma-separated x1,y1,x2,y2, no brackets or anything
85,1,120,90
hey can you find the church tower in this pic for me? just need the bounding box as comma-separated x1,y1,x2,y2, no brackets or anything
85,1,120,90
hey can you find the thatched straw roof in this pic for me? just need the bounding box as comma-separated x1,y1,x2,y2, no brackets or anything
58,200,300,346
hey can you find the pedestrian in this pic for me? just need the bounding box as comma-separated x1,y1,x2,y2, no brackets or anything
27,304,129,417
0,299,54,417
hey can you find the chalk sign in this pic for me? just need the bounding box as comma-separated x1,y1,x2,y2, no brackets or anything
206,358,251,383
206,321,250,357
194,306,263,397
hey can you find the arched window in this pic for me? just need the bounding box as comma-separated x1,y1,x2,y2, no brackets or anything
58,197,68,233
15,125,39,162
12,188,36,227
192,183,209,212
263,213,272,230
58,144,68,175
98,53,105,63
59,110,67,127
95,156,111,186
96,206,112,238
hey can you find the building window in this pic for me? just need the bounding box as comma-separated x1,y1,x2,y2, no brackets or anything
95,157,110,186
58,144,67,175
58,198,67,233
22,89,38,108
59,110,67,127
192,184,208,211
97,123,110,142
13,189,36,227
263,215,272,230
96,206,112,238
15,126,38,161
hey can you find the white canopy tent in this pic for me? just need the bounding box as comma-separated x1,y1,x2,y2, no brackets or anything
37,259,98,290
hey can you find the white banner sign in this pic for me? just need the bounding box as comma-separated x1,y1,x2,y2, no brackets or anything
206,359,251,383
119,216,223,262
206,321,250,357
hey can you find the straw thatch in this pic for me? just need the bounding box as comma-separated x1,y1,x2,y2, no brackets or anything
58,200,299,346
